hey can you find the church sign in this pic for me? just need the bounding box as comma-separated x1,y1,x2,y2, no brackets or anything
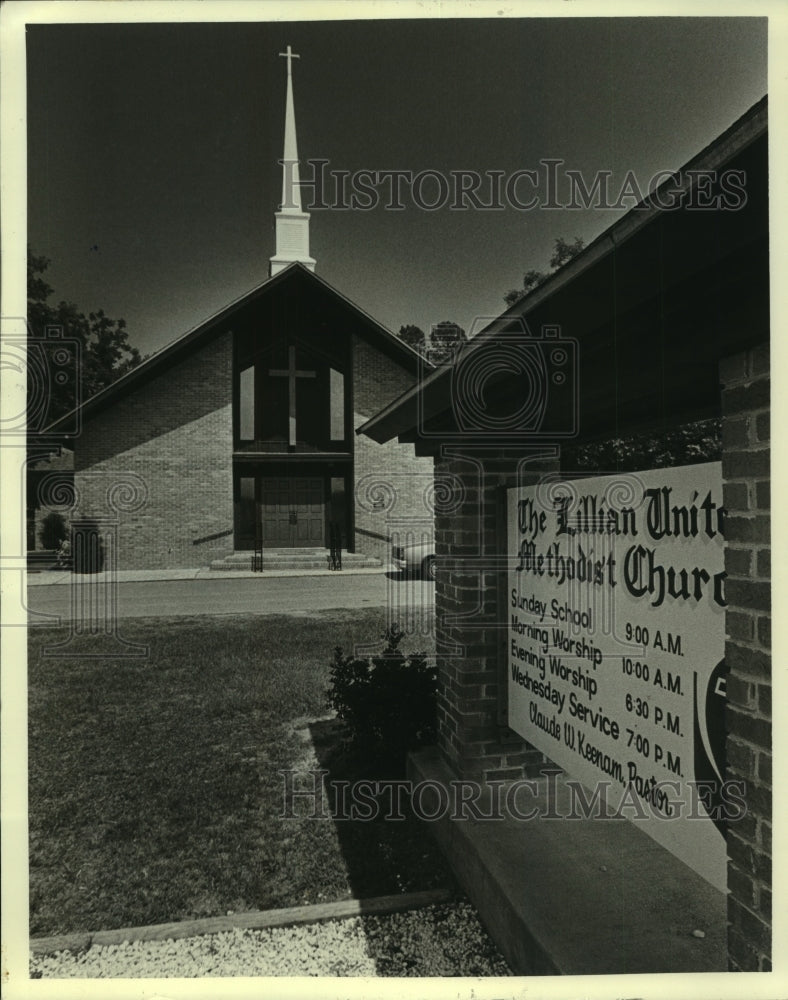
506,462,728,890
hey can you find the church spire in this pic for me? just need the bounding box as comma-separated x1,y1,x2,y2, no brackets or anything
269,45,316,276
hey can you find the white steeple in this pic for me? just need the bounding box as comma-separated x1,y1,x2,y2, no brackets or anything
269,45,316,276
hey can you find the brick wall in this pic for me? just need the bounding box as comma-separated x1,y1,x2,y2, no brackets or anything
432,447,556,780
352,337,433,560
69,331,431,568
73,332,234,569
428,355,772,963
719,345,771,972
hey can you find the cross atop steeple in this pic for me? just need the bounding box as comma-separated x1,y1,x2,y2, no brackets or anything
279,44,299,75
269,44,315,276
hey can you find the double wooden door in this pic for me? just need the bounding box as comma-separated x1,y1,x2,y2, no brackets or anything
258,477,325,548
236,475,328,549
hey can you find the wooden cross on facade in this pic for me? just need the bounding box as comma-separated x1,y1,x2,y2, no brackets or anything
269,345,316,446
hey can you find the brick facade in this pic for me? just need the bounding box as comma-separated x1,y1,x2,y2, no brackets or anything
431,392,772,963
429,391,772,967
66,324,430,569
432,448,556,780
73,332,234,570
352,336,433,561
719,346,771,972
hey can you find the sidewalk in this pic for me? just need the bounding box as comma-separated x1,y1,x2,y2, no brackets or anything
26,564,390,587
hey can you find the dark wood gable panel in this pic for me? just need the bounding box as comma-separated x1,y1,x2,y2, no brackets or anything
45,263,429,438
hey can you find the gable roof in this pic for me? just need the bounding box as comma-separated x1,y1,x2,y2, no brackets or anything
43,262,432,435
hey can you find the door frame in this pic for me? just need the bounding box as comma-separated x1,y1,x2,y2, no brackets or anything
259,476,326,548
233,465,352,550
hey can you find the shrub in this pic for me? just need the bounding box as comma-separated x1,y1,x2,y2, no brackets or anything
562,417,721,472
39,511,67,551
327,624,437,767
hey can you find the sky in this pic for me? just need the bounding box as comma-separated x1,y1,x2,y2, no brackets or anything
25,12,769,358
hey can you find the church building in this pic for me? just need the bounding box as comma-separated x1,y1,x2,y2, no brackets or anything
44,48,433,570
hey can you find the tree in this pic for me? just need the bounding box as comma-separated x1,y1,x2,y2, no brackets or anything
504,269,546,308
428,320,467,366
549,235,585,270
504,236,586,307
397,324,426,353
27,251,143,425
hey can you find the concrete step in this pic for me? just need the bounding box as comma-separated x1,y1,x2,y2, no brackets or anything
28,550,70,571
209,549,382,572
28,550,57,567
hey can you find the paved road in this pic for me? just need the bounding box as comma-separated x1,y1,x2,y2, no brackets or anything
25,573,434,623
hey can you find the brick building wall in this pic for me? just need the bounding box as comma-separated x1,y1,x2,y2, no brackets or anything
719,346,771,972
352,337,433,560
432,447,556,780
430,392,772,964
67,329,431,569
73,332,234,570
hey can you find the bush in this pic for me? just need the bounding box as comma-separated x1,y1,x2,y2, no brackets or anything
327,624,437,767
39,511,67,551
562,417,721,472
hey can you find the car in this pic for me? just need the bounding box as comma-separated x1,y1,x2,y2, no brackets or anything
391,539,436,580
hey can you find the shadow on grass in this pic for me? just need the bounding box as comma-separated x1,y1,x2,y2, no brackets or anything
307,719,458,903
302,724,513,976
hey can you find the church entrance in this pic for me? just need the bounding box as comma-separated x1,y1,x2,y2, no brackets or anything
234,468,349,550
260,476,324,547
235,475,325,549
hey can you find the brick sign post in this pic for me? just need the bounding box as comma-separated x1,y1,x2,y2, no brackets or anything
719,346,771,972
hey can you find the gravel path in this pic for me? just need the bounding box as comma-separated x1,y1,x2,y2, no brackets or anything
30,901,512,978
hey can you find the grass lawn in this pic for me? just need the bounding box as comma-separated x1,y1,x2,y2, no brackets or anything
28,610,453,937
